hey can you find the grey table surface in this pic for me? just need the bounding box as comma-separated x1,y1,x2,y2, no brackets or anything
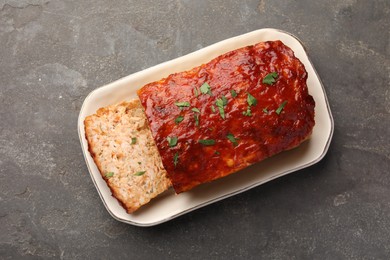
1,0,389,259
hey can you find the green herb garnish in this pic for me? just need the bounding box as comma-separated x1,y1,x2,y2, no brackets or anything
167,136,178,147
175,101,190,108
173,152,179,167
230,89,237,98
214,151,220,155
105,172,114,178
263,108,268,113
191,107,200,113
242,107,252,116
194,114,199,126
276,101,287,115
263,72,278,85
226,133,239,146
221,96,228,106
134,171,146,176
194,87,199,97
190,108,200,126
198,139,216,146
242,92,257,116
247,92,257,106
211,105,216,113
175,115,184,124
217,104,225,119
216,96,228,119
137,162,142,165
200,82,212,95
131,137,137,144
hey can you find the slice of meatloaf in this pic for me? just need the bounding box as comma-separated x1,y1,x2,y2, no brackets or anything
84,99,171,213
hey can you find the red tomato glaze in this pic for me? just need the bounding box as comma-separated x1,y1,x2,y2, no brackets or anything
137,40,315,193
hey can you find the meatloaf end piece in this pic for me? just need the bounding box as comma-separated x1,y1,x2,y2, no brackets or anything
84,99,171,213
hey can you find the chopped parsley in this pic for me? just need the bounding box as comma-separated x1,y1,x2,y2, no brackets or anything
230,89,237,98
221,96,228,106
131,137,137,144
198,139,216,146
173,152,179,167
214,151,220,155
276,101,287,115
193,87,199,97
242,92,257,116
226,133,239,146
216,105,225,119
242,107,252,116
263,72,278,85
175,101,190,108
200,82,212,95
211,105,216,113
216,96,228,119
134,171,146,176
189,108,200,126
105,172,114,178
194,114,199,126
167,136,178,147
247,92,257,106
175,115,184,124
263,108,268,113
191,107,201,113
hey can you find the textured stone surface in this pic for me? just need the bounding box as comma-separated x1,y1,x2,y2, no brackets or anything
1,0,389,259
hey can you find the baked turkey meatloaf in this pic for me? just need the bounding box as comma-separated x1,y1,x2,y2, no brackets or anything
84,100,171,213
85,40,315,212
137,40,315,193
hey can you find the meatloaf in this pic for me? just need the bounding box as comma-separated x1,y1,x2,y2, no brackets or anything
84,100,171,213
137,40,315,193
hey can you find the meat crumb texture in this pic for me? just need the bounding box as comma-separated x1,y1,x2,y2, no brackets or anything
84,100,171,213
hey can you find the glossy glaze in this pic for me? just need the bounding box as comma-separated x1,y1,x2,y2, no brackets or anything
138,41,315,193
